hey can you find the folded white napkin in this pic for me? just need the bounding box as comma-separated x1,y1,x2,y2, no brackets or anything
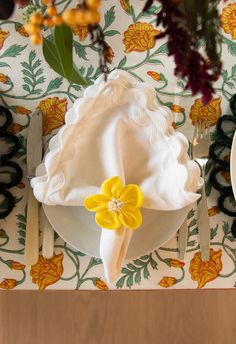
31,70,200,282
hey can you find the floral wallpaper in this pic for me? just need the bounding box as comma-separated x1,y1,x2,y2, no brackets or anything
0,0,235,290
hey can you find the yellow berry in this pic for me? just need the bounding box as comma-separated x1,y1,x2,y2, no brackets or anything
41,0,51,4
46,6,57,17
86,9,100,24
75,10,88,25
24,23,40,34
30,13,43,25
30,33,42,45
52,15,63,26
43,17,54,27
86,0,101,9
62,9,78,26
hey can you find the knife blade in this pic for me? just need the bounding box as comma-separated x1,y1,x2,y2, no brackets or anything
178,218,188,260
24,110,43,265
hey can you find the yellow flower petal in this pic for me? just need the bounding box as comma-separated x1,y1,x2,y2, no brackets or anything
84,194,109,212
101,176,123,198
119,207,142,230
120,184,144,207
95,210,122,229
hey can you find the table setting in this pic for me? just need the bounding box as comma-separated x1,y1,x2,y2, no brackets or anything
0,0,236,290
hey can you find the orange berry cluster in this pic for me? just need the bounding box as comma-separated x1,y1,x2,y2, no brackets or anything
25,1,63,45
62,0,101,27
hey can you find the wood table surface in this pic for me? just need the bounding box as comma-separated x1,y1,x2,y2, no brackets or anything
0,290,236,344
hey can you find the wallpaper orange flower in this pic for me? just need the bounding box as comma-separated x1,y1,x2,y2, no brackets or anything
158,276,177,288
220,3,236,40
12,105,32,115
30,253,64,290
123,22,160,53
105,46,115,63
189,97,222,126
72,24,89,41
0,73,9,83
169,259,185,268
17,25,29,37
0,279,17,289
189,249,222,288
95,278,109,290
171,104,185,113
147,71,161,81
37,97,68,135
208,207,219,217
0,29,9,49
120,0,131,13
7,123,23,134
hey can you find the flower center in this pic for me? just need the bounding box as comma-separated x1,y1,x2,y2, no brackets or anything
107,198,124,213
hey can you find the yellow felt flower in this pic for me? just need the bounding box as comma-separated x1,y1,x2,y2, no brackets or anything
84,176,143,230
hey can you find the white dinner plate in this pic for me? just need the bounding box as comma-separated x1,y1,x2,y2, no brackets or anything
230,130,236,201
43,204,190,259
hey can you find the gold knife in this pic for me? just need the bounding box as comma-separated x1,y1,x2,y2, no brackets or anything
24,110,43,266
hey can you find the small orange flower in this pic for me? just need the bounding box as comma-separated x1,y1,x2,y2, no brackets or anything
105,46,114,64
10,261,26,270
189,248,222,288
169,259,185,268
172,122,177,129
0,73,8,83
37,97,68,135
123,22,160,53
7,123,23,134
72,24,89,41
30,253,64,290
208,206,219,217
17,25,29,37
147,71,161,81
189,97,222,126
158,276,177,288
12,105,32,115
171,104,185,113
0,279,17,289
120,0,132,14
220,171,231,184
0,29,9,49
220,3,236,39
95,278,109,290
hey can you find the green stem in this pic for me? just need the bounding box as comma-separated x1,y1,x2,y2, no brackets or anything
16,269,26,286
219,269,236,278
154,250,168,264
0,248,24,254
0,83,14,94
122,50,150,71
126,70,144,82
159,247,178,252
186,244,200,253
1,90,77,101
176,266,185,283
0,237,9,248
76,257,102,288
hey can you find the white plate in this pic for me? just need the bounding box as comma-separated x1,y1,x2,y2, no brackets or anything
230,131,236,201
43,204,190,259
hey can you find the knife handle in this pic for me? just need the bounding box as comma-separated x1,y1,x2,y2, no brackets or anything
24,186,39,265
198,177,210,261
178,218,188,260
41,207,54,259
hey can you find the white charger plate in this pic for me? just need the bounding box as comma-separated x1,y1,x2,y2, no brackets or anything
230,131,236,201
43,204,190,259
